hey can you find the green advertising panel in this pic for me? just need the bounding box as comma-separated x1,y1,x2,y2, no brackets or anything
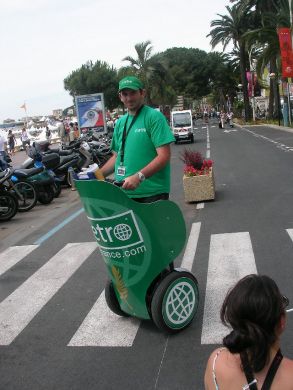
75,180,186,319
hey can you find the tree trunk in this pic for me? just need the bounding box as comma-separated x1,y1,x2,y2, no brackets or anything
239,43,250,121
268,80,274,119
269,58,280,120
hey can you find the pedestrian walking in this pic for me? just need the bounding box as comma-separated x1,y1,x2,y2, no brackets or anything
45,126,51,142
0,129,8,170
68,123,75,142
20,128,30,154
73,122,79,139
101,75,175,203
7,129,17,156
219,111,226,129
204,274,293,390
227,111,234,127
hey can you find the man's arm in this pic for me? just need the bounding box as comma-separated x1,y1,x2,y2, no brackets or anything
100,152,117,177
122,144,171,190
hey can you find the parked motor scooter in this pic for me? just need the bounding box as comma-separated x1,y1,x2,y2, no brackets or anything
11,166,55,205
0,168,19,221
0,167,37,212
22,142,93,187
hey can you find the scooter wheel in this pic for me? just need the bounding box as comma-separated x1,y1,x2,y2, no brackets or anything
0,191,18,221
37,187,55,204
151,270,199,334
53,182,62,198
104,280,130,317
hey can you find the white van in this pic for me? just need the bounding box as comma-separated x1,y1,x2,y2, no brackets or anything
170,110,194,144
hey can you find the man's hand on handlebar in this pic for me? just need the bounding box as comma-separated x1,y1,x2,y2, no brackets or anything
121,174,141,190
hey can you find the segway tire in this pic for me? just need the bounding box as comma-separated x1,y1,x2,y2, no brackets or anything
104,280,130,317
151,270,199,334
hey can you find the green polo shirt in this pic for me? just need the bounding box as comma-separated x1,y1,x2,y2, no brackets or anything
111,106,175,198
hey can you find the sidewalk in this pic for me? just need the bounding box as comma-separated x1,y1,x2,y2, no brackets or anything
9,141,61,168
235,120,293,134
9,149,28,168
1,144,81,250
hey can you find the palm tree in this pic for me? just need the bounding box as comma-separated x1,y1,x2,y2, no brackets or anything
208,3,256,121
243,0,290,119
122,41,156,103
122,41,175,106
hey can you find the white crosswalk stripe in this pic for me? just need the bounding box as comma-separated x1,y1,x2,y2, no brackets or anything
201,232,257,344
68,291,140,347
181,222,201,271
0,242,96,345
0,245,38,276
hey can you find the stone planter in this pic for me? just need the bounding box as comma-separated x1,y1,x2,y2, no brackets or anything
183,168,215,202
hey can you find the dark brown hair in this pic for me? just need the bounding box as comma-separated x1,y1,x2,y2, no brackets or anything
220,274,285,372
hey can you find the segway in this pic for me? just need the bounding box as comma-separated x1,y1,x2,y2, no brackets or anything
75,179,199,333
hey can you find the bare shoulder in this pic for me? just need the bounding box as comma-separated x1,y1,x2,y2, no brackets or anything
206,347,227,366
205,347,232,377
204,348,225,390
204,348,240,390
278,357,293,387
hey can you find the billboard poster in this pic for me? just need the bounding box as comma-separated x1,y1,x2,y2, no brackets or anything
75,93,106,133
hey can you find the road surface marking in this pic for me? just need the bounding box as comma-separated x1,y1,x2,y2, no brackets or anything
286,229,293,242
206,126,211,158
196,203,204,210
68,291,140,347
0,245,38,276
180,223,201,271
201,232,257,344
0,242,97,345
34,208,84,245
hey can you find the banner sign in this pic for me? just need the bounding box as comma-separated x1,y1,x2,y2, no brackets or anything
278,28,293,78
246,71,255,97
75,93,107,133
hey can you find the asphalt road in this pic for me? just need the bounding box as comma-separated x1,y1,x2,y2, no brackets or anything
1,119,293,390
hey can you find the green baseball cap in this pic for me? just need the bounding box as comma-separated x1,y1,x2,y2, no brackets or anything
118,76,144,91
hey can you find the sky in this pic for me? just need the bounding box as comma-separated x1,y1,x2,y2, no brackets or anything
0,0,231,122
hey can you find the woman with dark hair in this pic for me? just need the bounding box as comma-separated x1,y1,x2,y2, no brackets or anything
204,274,293,389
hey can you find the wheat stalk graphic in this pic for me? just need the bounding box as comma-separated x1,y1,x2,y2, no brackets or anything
111,266,132,310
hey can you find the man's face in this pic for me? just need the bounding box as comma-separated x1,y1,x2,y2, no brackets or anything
119,89,145,112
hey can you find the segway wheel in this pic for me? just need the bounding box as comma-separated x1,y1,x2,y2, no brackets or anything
151,271,199,334
104,280,129,317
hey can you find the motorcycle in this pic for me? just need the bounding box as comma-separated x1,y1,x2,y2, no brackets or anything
0,168,19,221
0,167,37,212
20,152,62,198
10,166,55,205
26,141,94,187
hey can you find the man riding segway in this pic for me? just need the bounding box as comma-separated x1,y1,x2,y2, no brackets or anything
75,76,200,333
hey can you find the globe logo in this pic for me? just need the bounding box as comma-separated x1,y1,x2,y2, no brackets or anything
86,110,96,119
113,223,133,241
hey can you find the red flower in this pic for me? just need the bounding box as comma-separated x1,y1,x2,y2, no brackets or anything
181,150,213,177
